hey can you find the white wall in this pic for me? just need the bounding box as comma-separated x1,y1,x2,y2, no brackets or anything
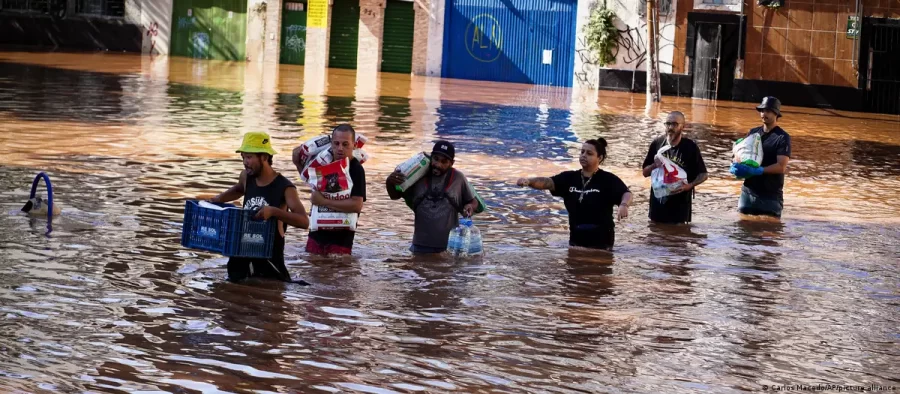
140,0,173,55
125,0,141,25
424,0,445,77
573,0,599,88
606,0,676,73
246,0,267,62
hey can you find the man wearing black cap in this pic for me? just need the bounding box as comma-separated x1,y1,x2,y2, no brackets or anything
731,96,792,218
386,141,479,254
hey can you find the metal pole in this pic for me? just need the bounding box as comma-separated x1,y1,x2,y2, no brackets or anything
655,1,662,100
738,0,744,78
714,25,722,100
853,0,861,70
647,0,654,107
646,0,659,105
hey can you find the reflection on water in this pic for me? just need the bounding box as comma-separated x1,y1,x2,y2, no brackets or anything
0,52,898,393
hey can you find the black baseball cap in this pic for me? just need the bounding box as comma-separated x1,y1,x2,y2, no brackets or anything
756,96,782,117
431,140,455,160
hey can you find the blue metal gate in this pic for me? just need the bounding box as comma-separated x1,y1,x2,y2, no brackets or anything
441,0,576,86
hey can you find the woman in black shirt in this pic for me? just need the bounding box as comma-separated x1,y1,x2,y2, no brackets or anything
517,138,632,250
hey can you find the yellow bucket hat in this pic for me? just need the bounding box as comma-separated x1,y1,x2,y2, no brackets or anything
236,132,277,156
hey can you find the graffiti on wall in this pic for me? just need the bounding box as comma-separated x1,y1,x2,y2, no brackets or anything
615,25,647,67
609,0,676,72
575,36,598,88
145,21,159,56
574,0,677,87
285,35,306,54
613,22,675,68
286,24,306,35
191,32,210,58
178,16,195,30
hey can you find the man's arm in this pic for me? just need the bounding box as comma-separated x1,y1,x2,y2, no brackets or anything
210,171,246,203
642,162,660,178
763,156,790,174
516,177,555,192
642,141,660,178
691,172,709,188
385,171,405,200
255,189,311,228
311,192,364,213
461,198,478,217
677,172,709,194
267,187,309,228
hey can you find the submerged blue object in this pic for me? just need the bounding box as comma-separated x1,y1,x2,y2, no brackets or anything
25,172,54,234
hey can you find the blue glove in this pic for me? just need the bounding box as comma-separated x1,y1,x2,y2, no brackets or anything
747,165,764,177
729,163,746,178
731,163,762,179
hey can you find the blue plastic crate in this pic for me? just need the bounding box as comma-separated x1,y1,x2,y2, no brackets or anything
180,200,277,259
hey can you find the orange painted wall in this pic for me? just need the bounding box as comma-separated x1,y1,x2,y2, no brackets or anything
672,0,900,87
744,0,900,88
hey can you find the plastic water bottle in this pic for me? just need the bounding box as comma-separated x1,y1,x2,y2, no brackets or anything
458,219,471,258
467,221,483,255
447,226,461,254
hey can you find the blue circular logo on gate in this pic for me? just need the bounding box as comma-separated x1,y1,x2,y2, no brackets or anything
465,14,502,62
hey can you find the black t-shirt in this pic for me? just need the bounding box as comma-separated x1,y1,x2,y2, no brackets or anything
229,172,295,267
308,158,366,248
743,126,791,200
550,169,629,249
642,136,708,223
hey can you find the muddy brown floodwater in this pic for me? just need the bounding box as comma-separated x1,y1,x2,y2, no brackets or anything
0,52,898,393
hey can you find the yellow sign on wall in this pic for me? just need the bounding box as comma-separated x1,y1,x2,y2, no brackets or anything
465,15,502,63
307,0,328,28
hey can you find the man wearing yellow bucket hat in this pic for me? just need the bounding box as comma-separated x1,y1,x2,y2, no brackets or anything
210,131,310,283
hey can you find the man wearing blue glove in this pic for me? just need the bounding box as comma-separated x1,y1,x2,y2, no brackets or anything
731,97,792,217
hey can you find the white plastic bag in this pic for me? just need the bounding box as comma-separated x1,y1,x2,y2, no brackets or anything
307,157,359,232
651,146,689,200
732,133,763,168
394,152,431,192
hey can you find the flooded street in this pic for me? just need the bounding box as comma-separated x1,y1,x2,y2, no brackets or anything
0,52,898,393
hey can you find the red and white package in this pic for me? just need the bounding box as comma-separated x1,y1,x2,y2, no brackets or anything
293,133,369,173
354,134,368,149
300,148,369,183
292,135,331,172
353,149,369,165
307,158,359,232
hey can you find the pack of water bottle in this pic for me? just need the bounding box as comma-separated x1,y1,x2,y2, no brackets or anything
447,218,483,257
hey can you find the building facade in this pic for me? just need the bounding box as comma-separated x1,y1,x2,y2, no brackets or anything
2,0,899,112
597,0,900,114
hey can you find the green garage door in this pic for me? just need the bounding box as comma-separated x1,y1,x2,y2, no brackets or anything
280,1,308,65
381,0,414,74
170,0,247,61
328,0,359,69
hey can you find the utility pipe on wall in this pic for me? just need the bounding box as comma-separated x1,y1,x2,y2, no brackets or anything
852,0,861,70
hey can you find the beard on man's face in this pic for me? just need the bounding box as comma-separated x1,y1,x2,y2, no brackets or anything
667,130,681,143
